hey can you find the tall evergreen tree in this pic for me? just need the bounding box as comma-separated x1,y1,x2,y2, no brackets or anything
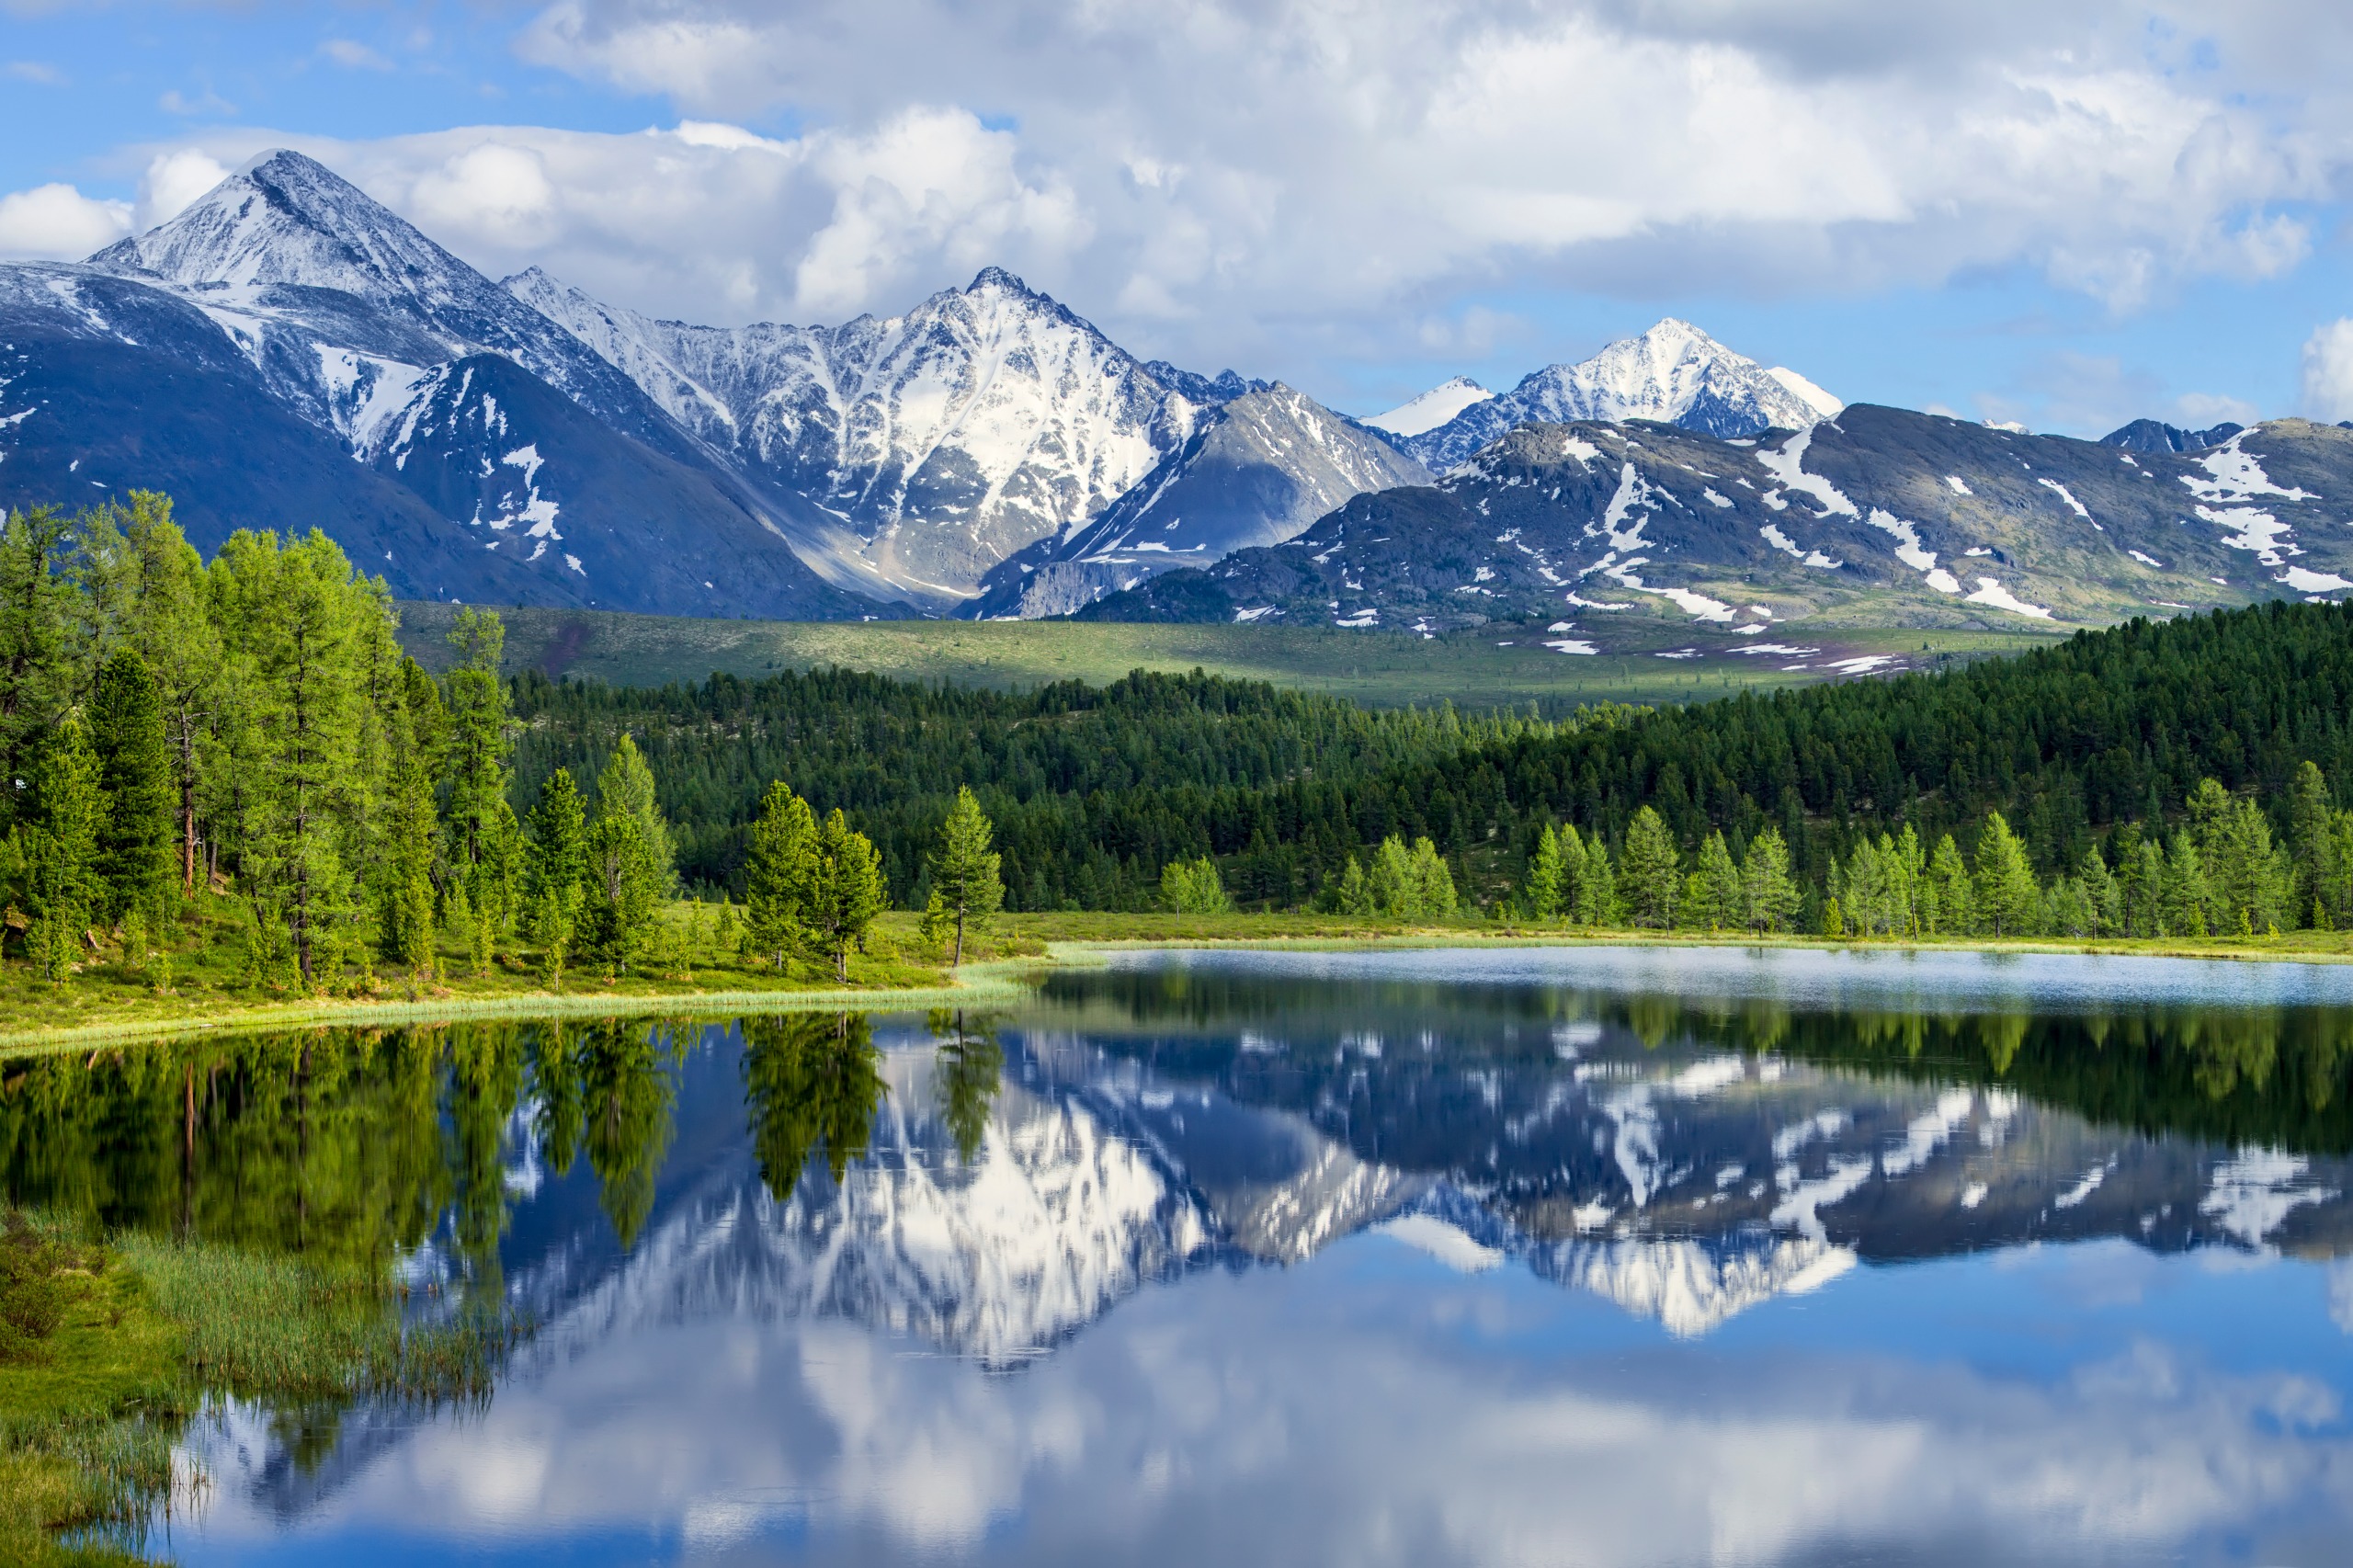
807,808,887,981
1739,827,1800,933
745,782,818,971
87,648,173,920
117,494,219,895
581,745,663,971
1522,824,1565,921
1619,806,1681,930
1688,830,1740,931
2163,831,2211,937
525,768,587,987
2287,760,2336,927
1972,812,2040,937
0,504,70,837
442,608,517,937
376,687,439,980
923,786,1003,965
24,710,102,983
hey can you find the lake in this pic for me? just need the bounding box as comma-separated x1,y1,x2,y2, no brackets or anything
11,945,2353,1566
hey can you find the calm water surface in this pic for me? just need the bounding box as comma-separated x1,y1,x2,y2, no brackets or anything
13,945,2353,1566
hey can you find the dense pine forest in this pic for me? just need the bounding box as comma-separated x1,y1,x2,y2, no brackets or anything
9,491,2353,1005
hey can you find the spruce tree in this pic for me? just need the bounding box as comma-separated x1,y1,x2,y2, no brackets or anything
1619,806,1681,930
88,648,174,921
745,781,818,971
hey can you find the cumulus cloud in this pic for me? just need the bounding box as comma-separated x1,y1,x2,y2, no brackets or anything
0,182,131,259
135,150,230,231
2301,319,2353,423
319,39,394,71
501,0,2344,335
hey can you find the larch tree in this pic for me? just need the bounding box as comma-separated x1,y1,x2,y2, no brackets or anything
745,782,818,971
525,768,587,988
1522,824,1564,921
923,786,1002,966
1972,812,2040,938
1619,806,1681,930
25,710,102,983
807,808,887,981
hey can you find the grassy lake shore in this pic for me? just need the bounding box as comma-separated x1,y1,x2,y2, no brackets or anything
9,907,2353,1059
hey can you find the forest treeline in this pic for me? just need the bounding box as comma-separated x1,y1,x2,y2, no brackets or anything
13,492,2353,971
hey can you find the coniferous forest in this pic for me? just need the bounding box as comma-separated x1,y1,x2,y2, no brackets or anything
10,492,2353,1005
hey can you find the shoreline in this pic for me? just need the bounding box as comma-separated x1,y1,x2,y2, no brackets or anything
6,926,2349,1059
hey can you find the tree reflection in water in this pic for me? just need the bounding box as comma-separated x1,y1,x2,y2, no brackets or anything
742,1013,886,1204
928,1008,1006,1164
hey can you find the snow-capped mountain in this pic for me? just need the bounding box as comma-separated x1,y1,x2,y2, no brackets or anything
1082,406,2353,635
1403,319,1841,470
1366,376,1495,438
509,264,1257,603
968,383,1432,618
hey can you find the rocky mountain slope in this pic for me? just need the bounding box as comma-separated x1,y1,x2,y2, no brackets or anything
967,383,1431,618
1079,406,2353,641
1399,318,1841,471
509,264,1267,604
1,150,1395,619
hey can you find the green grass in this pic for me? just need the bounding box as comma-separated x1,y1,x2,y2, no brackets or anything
0,898,1004,1058
395,602,2063,709
1,1217,537,1564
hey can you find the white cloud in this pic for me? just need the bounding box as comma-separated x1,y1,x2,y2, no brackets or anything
158,86,236,118
319,39,394,71
135,150,230,231
0,182,132,259
2302,320,2353,424
4,60,63,85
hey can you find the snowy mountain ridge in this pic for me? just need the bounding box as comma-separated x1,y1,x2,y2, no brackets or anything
1402,318,1841,471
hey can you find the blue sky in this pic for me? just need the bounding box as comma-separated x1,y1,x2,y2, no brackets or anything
6,0,2352,436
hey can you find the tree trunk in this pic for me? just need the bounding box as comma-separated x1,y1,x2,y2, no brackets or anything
953,907,965,968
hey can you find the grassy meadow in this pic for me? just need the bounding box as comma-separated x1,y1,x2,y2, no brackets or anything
395,601,2061,709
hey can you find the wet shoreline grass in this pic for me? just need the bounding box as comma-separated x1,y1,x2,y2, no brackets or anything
9,907,2352,1060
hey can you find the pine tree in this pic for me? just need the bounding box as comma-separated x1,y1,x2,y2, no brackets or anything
1619,806,1681,929
808,808,887,981
923,786,1003,965
744,781,817,971
1523,824,1564,920
1971,812,2040,937
24,710,101,983
1739,826,1800,933
88,648,174,921
525,768,587,988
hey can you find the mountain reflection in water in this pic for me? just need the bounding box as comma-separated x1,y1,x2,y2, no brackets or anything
7,946,2353,1566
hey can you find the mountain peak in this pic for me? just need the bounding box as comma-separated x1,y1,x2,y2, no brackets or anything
88,144,477,304
968,266,1037,295
1366,376,1495,438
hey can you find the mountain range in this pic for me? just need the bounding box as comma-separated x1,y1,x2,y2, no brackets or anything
2,146,2340,635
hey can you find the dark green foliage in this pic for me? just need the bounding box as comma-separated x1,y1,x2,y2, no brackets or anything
87,650,174,920
742,1013,884,1201
0,505,70,837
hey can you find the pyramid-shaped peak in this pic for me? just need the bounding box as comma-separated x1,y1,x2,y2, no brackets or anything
89,145,480,303
967,266,1035,294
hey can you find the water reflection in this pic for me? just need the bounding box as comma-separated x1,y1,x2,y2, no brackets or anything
6,946,2353,1564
